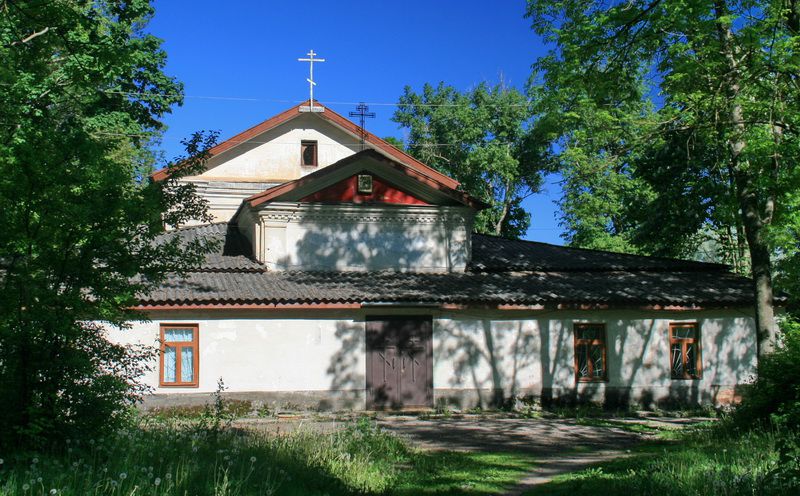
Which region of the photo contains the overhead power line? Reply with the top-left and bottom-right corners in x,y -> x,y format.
91,131 -> 519,148
101,90 -> 532,108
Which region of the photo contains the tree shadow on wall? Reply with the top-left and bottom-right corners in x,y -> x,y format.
435,319 -> 540,409
276,204 -> 453,272
323,320 -> 365,410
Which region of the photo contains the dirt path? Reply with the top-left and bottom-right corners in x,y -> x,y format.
376,416 -> 645,494
236,414 -> 709,493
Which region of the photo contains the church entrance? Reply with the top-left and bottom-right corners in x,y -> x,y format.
366,316 -> 433,410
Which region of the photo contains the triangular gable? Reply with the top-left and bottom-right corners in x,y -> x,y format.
300,173 -> 430,205
150,100 -> 459,190
244,149 -> 486,210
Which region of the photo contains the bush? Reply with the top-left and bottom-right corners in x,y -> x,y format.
735,317 -> 800,428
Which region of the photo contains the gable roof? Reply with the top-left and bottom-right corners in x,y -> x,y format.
138,223 -> 779,309
149,100 -> 459,189
242,149 -> 487,210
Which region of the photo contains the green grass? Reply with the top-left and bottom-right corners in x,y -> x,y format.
523,423 -> 800,496
0,417 -> 535,495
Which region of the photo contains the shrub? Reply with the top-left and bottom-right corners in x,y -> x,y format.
735,317 -> 800,428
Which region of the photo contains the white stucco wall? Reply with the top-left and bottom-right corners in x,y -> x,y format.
433,309 -> 757,406
108,312 -> 366,394
251,203 -> 474,272
190,113 -> 361,183
107,309 -> 756,408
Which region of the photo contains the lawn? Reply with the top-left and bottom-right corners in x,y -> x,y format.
0,416 -> 535,495
524,422 -> 800,496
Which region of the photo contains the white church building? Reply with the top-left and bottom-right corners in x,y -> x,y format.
109,99 -> 766,411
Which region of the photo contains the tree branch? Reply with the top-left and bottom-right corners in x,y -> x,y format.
7,26 -> 50,47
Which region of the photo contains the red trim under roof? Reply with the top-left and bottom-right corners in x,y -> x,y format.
244,149 -> 486,210
150,100 -> 459,189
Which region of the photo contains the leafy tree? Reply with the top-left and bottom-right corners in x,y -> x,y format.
526,0 -> 800,355
0,0 -> 214,446
382,136 -> 406,151
393,82 -> 551,238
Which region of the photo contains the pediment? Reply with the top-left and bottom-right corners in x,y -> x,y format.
244,149 -> 485,210
299,172 -> 430,205
151,101 -> 459,190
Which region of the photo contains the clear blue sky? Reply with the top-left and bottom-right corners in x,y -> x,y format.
147,0 -> 564,244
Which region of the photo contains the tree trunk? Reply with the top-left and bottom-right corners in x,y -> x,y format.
715,0 -> 778,356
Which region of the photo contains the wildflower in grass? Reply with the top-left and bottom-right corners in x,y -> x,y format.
154,478 -> 161,486
250,456 -> 256,463
22,484 -> 29,490
119,472 -> 127,480
37,477 -> 42,483
165,473 -> 172,480
50,490 -> 57,495
32,458 -> 39,464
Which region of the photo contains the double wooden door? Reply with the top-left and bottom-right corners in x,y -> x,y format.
366,316 -> 433,410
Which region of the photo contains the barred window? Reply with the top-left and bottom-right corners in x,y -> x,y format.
670,323 -> 702,380
574,324 -> 607,382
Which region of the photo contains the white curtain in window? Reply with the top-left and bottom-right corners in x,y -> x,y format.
165,328 -> 193,342
164,346 -> 177,382
181,347 -> 194,382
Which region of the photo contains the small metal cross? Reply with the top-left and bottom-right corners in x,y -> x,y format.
349,102 -> 375,149
298,49 -> 325,111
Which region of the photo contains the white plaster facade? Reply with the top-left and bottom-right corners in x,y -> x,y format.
239,203 -> 473,272
109,309 -> 756,409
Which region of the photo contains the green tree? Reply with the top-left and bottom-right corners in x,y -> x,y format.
0,0 -> 214,446
527,0 -> 800,355
393,82 -> 551,238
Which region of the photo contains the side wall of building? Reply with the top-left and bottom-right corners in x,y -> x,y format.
106,309 -> 756,410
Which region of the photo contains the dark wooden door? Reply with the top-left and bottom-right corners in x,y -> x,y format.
366,316 -> 433,409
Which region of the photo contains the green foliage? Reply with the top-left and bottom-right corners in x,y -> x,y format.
0,419 -> 534,495
382,136 -> 406,151
735,318 -> 800,428
393,81 -> 553,238
526,424 -> 800,495
0,0 -> 216,447
525,0 -> 800,273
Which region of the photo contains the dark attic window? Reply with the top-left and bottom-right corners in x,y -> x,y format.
301,140 -> 318,167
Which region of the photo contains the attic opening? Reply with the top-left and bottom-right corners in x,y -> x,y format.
301,140 -> 318,167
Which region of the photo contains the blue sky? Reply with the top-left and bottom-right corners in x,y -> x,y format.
147,0 -> 564,244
